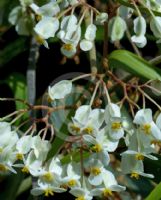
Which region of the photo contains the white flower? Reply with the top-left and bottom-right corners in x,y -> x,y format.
59,15 -> 78,34
83,128 -> 117,165
0,122 -> 18,150
80,24 -> 97,51
121,154 -> 154,179
96,12 -> 108,25
0,146 -> 17,174
34,17 -> 59,39
108,16 -> 127,42
31,181 -> 66,197
31,135 -> 51,160
37,157 -> 63,183
150,16 -> 161,38
15,135 -> 32,160
133,109 -> 161,140
105,103 -> 121,122
131,16 -> 147,48
30,1 -> 60,17
58,14 -> 81,56
17,151 -> 43,175
70,187 -> 93,200
88,159 -> 105,186
60,43 -> 77,58
131,35 -> 147,48
8,6 -> 22,25
48,80 -> 72,100
61,162 -> 81,188
92,170 -> 125,198
59,15 -> 81,46
80,40 -> 93,52
68,106 -> 104,136
105,103 -> 124,140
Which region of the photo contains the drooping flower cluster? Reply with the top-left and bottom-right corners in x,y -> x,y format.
0,79 -> 161,198
0,122 -> 51,175
8,0 -> 161,52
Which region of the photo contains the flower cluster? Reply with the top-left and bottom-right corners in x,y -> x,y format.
0,79 -> 161,199
8,0 -> 161,53
9,0 -> 107,57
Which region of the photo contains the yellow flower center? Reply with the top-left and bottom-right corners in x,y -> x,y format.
70,124 -> 81,133
91,167 -> 101,176
130,172 -> 140,179
63,44 -> 73,51
75,196 -> 85,200
68,179 -> 77,187
16,153 -> 23,160
91,144 -> 102,152
44,189 -> 54,197
21,166 -> 29,174
142,124 -> 151,134
36,14 -> 42,21
135,153 -> 144,161
43,172 -> 53,182
83,126 -> 93,134
0,164 -> 7,172
103,188 -> 113,197
111,122 -> 122,130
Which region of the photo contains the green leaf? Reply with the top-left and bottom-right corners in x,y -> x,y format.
0,38 -> 27,67
5,72 -> 27,111
145,182 -> 161,200
16,176 -> 32,197
109,50 -> 161,80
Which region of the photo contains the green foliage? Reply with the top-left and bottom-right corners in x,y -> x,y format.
0,38 -> 28,67
0,170 -> 24,200
145,182 -> 161,200
109,50 -> 161,80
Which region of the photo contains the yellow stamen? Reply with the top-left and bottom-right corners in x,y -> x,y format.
43,172 -> 53,182
47,96 -> 53,103
0,164 -> 7,172
135,153 -> 144,161
75,196 -> 85,200
91,144 -> 102,152
21,166 -> 29,174
68,179 -> 77,187
130,172 -> 140,179
44,189 -> 54,197
91,167 -> 101,176
63,44 -> 73,51
111,122 -> 122,130
83,126 -> 93,134
142,124 -> 151,134
70,124 -> 80,133
16,153 -> 23,160
103,188 -> 113,197
36,14 -> 42,21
